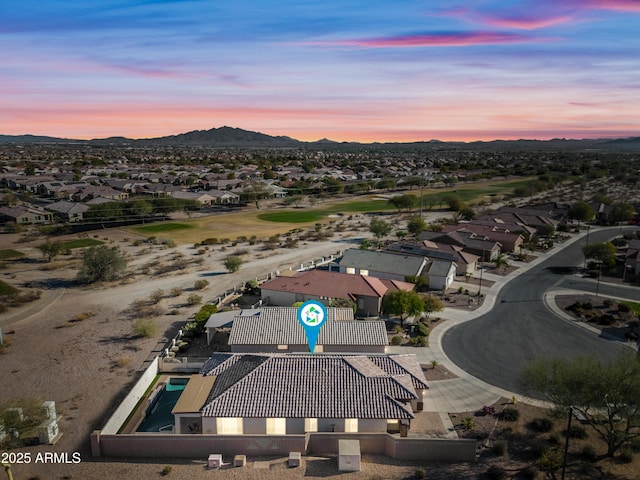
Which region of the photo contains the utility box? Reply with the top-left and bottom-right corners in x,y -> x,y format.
42,401 -> 57,420
288,451 -> 301,467
208,454 -> 223,469
338,440 -> 361,472
233,455 -> 246,467
38,419 -> 60,444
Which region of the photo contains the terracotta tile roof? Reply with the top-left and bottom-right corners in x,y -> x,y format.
199,353 -> 428,419
260,269 -> 412,300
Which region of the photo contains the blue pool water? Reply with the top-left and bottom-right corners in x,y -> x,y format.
136,378 -> 189,432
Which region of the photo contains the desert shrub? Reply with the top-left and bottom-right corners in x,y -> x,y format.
414,467 -> 425,479
538,449 -> 562,473
596,313 -> 615,325
186,294 -> 202,306
393,325 -> 403,334
618,303 -> 631,313
521,465 -> 539,479
619,448 -> 634,463
391,335 -> 403,346
170,287 -> 183,297
460,417 -> 475,431
487,465 -> 507,480
500,407 -> 519,421
582,301 -> 593,309
581,445 -> 597,462
162,465 -> 172,476
530,417 -> 553,433
492,440 -> 507,456
200,238 -> 218,245
194,304 -> 218,325
417,322 -> 430,337
115,356 -> 131,368
567,425 -> 588,439
193,279 -> 210,290
132,318 -> 157,338
150,289 -> 165,303
418,336 -> 427,347
603,298 -> 613,308
629,437 -> 640,453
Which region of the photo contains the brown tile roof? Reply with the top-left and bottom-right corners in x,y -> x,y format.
260,269 -> 413,300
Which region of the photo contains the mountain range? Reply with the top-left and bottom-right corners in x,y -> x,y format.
1,126 -> 639,151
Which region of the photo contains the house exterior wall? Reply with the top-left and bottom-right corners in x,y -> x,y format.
262,289 -> 382,316
243,418 -> 266,434
338,266 -> 404,282
202,417 -> 217,434
286,418 -> 305,434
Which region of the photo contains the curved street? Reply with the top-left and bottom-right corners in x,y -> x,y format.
441,227 -> 637,396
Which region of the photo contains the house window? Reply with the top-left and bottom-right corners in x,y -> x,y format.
345,267 -> 356,275
360,269 -> 369,276
217,417 -> 243,434
277,344 -> 288,350
315,345 -> 323,353
344,418 -> 358,432
266,418 -> 286,434
304,418 -> 318,432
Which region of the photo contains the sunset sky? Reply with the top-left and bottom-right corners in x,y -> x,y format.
2,1 -> 639,142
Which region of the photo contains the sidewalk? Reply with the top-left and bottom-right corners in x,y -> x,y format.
394,230 -> 596,413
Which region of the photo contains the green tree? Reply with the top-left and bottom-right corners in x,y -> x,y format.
407,216 -> 427,235
388,194 -> 417,212
611,202 -> 635,224
382,290 -> 425,326
459,207 -> 476,221
77,246 -> 127,283
582,241 -> 616,267
442,193 -> 465,212
242,181 -> 270,209
127,199 -> 153,218
37,240 -> 63,262
369,218 -> 392,240
521,352 -> 640,458
223,255 -> 244,273
568,201 -> 595,223
422,294 -> 444,318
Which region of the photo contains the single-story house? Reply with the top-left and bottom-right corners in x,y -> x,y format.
336,249 -> 427,282
0,204 -> 53,225
45,201 -> 89,222
171,353 -> 428,436
228,307 -> 388,353
207,189 -> 241,204
419,230 -> 501,261
440,224 -> 525,253
625,239 -> 640,275
386,241 -> 477,277
171,190 -> 216,206
260,269 -> 414,317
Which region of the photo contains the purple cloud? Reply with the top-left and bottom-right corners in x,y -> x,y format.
307,31 -> 541,48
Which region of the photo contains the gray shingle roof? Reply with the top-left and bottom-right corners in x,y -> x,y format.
228,307 -> 388,347
338,249 -> 426,277
199,353 -> 428,419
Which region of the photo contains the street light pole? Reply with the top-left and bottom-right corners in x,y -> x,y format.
561,407 -> 573,480
583,225 -> 591,270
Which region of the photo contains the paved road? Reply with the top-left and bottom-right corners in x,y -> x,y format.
441,227 -> 635,395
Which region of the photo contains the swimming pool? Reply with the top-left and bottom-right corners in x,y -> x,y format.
136,378 -> 189,433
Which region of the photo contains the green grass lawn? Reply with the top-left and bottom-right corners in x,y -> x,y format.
258,199 -> 396,223
622,301 -> 640,316
133,222 -> 195,234
0,249 -> 25,260
0,279 -> 19,296
59,239 -> 104,250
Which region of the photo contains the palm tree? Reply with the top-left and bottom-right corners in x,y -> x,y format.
494,252 -> 509,272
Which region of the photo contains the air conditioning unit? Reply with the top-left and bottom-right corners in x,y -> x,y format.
41,401 -> 57,420
38,419 -> 60,444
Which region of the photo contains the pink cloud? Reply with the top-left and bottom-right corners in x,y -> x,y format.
478,14 -> 574,30
309,31 -> 538,48
581,0 -> 640,12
